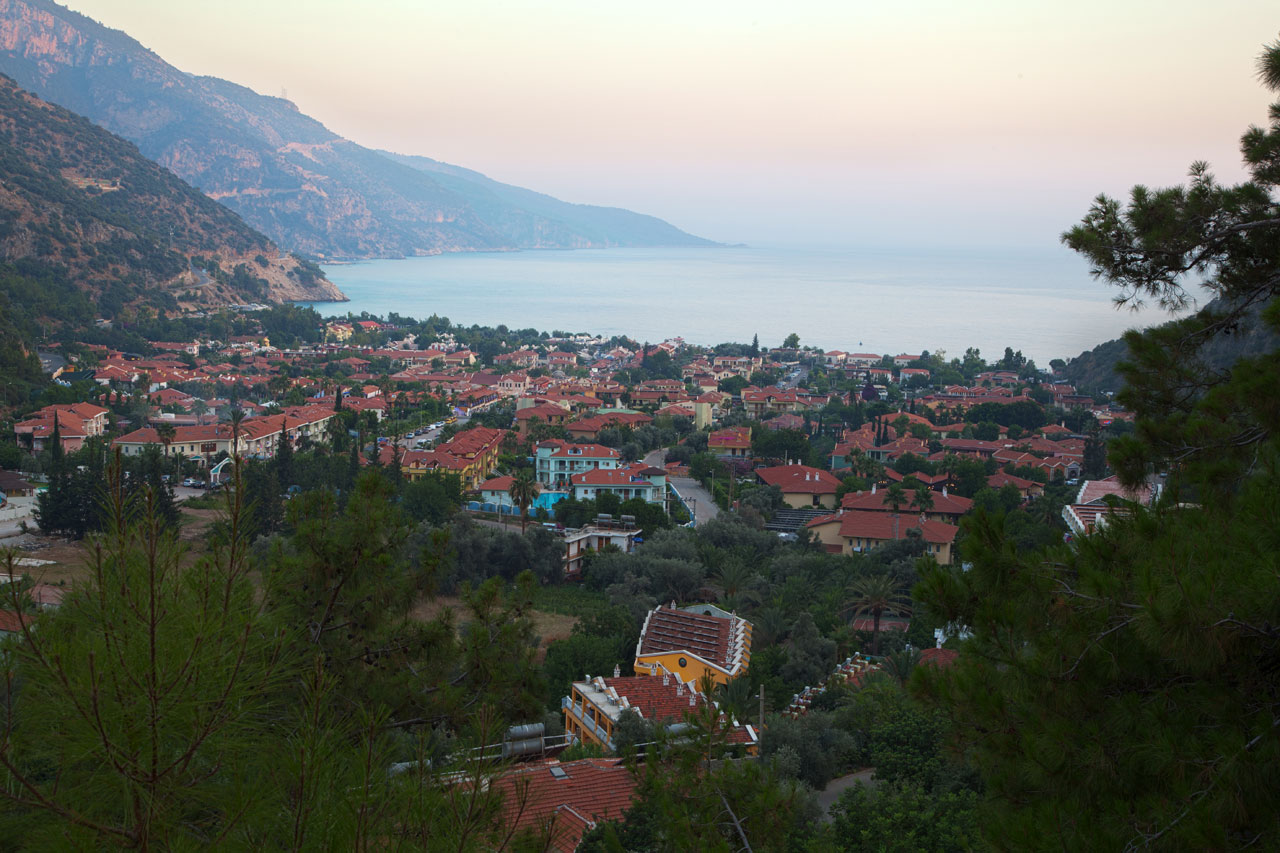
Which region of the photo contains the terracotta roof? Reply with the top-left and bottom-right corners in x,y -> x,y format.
708,426 -> 752,449
571,465 -> 661,487
547,443 -> 619,460
0,610 -> 31,633
477,475 -> 516,491
920,648 -> 959,668
808,510 -> 958,545
839,489 -> 972,516
755,465 -> 840,495
638,607 -> 732,669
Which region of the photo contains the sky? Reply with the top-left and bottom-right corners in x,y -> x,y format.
59,0 -> 1280,250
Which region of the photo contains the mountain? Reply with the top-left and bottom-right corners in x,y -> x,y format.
1061,298 -> 1280,392
0,0 -> 717,259
0,71 -> 346,332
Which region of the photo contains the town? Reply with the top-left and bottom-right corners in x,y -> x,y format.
5,306 -> 1143,563
0,302 -> 1161,847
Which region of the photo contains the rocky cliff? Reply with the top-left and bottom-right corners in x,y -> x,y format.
0,0 -> 716,258
0,71 -> 346,314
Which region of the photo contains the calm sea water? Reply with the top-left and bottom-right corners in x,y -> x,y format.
308,245 -> 1182,365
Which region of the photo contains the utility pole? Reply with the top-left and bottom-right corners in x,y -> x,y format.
758,685 -> 765,759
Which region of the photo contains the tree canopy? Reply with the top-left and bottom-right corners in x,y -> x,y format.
916,39 -> 1280,851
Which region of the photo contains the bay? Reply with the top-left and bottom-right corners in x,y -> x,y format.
310,245 -> 1190,365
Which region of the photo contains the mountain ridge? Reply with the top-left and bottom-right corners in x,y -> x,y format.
0,70 -> 345,329
0,0 -> 716,259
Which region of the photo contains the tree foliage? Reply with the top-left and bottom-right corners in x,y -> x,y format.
916,41 -> 1280,851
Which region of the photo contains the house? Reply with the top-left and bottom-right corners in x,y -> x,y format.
707,426 -> 752,459
987,471 -> 1045,501
0,471 -> 35,498
563,672 -> 758,755
740,387 -> 831,418
633,603 -> 752,686
561,522 -> 642,578
564,410 -> 652,440
13,402 -> 109,452
406,426 -> 506,488
1062,476 -> 1160,538
545,351 -> 578,370
534,441 -> 621,489
113,417 -> 285,464
486,758 -> 636,853
755,464 -> 841,509
515,403 -> 572,437
839,485 -> 973,525
443,350 -> 477,367
570,464 -> 667,505
806,509 -> 959,564
845,353 -> 883,368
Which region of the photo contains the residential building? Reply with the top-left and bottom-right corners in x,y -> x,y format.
535,440 -> 621,488
487,758 -> 636,853
806,509 -> 959,564
707,426 -> 752,459
755,464 -> 841,509
515,403 -> 572,437
561,522 -> 642,578
563,672 -> 758,755
633,603 -> 752,686
13,403 -> 109,452
839,486 -> 973,525
570,464 -> 667,505
1062,476 -> 1160,539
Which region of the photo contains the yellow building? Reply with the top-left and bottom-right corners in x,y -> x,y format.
563,670 -> 758,754
632,603 -> 752,687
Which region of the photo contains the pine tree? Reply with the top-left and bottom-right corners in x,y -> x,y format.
0,459 -> 287,847
916,39 -> 1280,850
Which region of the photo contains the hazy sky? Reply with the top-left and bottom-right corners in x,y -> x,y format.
61,0 -> 1280,249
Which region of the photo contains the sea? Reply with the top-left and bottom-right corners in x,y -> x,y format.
307,244 -> 1191,365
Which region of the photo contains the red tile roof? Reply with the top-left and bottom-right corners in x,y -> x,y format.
490,758 -> 636,852
755,464 -> 840,495
638,607 -> 732,669
808,510 -> 958,545
839,489 -> 972,517
0,610 -> 31,633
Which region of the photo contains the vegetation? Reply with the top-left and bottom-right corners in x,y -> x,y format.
915,40 -> 1280,850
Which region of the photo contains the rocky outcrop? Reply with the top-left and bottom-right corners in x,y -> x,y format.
0,70 -> 346,311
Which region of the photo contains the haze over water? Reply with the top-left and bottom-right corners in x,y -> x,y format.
314,245 -> 1184,366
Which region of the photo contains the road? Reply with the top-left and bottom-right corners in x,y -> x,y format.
393,413 -> 468,453
0,485 -> 206,540
815,769 -> 877,818
646,448 -> 720,526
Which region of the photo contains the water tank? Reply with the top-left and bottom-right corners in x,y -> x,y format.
506,722 -> 545,740
502,737 -> 545,758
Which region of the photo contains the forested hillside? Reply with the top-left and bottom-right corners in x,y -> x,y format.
1061,297 -> 1280,392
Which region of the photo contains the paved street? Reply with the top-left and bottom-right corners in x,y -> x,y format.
644,448 -> 719,526
671,476 -> 719,526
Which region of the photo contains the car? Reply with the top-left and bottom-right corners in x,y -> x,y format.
181,477 -> 197,487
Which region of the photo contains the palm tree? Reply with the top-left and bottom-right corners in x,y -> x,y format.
507,468 -> 539,532
707,560 -> 764,611
844,572 -> 912,656
882,647 -> 922,686
155,422 -> 176,458
229,407 -> 245,460
910,485 -> 935,515
883,483 -> 908,513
